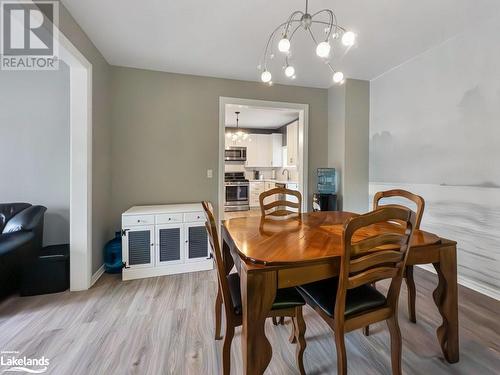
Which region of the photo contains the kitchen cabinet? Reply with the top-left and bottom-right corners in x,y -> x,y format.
122,204 -> 212,280
250,180 -> 279,207
271,133 -> 283,167
249,181 -> 265,207
286,121 -> 298,166
245,133 -> 282,168
245,134 -> 260,167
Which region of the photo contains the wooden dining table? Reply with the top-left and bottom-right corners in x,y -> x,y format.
221,211 -> 459,375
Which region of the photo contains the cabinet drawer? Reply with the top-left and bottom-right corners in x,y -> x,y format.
184,211 -> 204,223
123,215 -> 155,226
156,213 -> 183,224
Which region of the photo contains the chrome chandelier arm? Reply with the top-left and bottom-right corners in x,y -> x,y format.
307,27 -> 319,45
311,9 -> 335,40
288,23 -> 303,43
326,61 -> 336,73
260,19 -> 301,69
284,10 -> 304,37
311,20 -> 346,33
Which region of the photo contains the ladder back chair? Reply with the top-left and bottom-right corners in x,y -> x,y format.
296,207 -> 417,375
259,187 -> 302,218
260,187 -> 302,326
373,189 -> 425,325
202,201 -> 307,375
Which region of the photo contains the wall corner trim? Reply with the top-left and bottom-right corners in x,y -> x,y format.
90,264 -> 105,287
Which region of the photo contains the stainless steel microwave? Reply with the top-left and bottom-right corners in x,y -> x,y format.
224,147 -> 247,162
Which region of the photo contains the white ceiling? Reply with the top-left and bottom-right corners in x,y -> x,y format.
225,105 -> 298,129
61,0 -> 500,88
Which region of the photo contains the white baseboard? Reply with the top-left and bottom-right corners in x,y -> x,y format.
122,260 -> 213,281
90,264 -> 105,287
416,264 -> 500,301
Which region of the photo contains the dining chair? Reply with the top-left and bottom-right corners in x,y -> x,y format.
373,189 -> 425,325
202,201 -> 307,375
259,187 -> 302,326
259,187 -> 302,218
296,207 -> 416,375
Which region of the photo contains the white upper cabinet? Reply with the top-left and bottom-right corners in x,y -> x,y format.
286,121 -> 298,166
271,133 -> 283,168
245,134 -> 260,167
245,133 -> 282,168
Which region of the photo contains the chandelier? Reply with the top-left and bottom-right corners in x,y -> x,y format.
258,0 -> 356,85
226,111 -> 248,142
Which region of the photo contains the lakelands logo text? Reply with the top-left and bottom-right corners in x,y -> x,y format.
0,351 -> 49,374
0,0 -> 59,70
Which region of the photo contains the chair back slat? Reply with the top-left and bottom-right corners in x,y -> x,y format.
373,189 -> 425,229
347,267 -> 399,289
349,250 -> 404,273
334,207 -> 416,320
260,188 -> 302,218
202,201 -> 235,316
350,233 -> 407,255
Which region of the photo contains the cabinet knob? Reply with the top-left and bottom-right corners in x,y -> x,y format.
168,218 -> 171,221
137,219 -> 141,223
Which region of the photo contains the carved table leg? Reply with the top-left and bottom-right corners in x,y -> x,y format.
241,265 -> 276,375
432,244 -> 459,363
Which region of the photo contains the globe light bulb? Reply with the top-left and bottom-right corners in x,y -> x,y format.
342,31 -> 356,47
261,70 -> 272,83
333,71 -> 344,84
285,65 -> 295,77
278,38 -> 291,53
316,41 -> 331,58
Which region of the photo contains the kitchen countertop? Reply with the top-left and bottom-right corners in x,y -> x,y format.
248,179 -> 299,184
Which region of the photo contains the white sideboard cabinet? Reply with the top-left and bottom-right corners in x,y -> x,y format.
121,203 -> 212,280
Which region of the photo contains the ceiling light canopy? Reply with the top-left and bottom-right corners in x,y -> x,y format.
259,0 -> 357,85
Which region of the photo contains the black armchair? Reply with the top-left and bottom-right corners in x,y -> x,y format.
0,203 -> 46,298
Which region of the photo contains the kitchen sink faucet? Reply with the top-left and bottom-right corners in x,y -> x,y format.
282,169 -> 290,181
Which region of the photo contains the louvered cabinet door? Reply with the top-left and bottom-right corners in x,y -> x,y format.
185,223 -> 209,263
156,224 -> 184,265
122,225 -> 155,269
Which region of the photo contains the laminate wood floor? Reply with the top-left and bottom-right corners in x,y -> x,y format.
0,268 -> 498,374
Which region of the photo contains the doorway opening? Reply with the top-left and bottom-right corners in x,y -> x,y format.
218,98 -> 308,220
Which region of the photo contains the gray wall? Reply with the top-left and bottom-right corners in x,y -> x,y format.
54,3 -> 113,273
110,66 -> 328,228
370,16 -> 500,297
328,79 -> 370,213
0,64 -> 70,246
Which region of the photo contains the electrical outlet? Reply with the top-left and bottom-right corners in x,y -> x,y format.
207,169 -> 213,178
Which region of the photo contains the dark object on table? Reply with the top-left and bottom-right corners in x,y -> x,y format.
104,231 -> 122,273
312,193 -> 337,211
20,244 -> 69,296
0,203 -> 46,299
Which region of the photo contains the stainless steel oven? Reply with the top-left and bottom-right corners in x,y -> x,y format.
224,172 -> 249,212
224,147 -> 247,162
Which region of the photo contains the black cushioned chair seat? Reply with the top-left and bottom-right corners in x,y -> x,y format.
227,273 -> 305,315
297,277 -> 386,317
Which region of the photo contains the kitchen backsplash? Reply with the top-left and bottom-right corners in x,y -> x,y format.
224,164 -> 298,181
